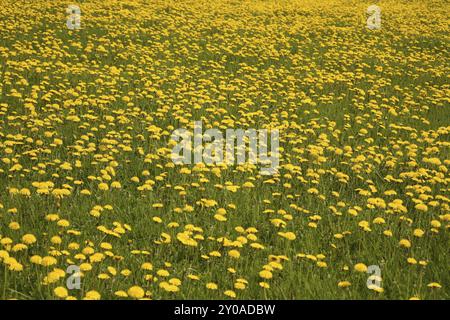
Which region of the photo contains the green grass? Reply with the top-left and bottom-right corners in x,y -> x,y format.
0,0 -> 448,300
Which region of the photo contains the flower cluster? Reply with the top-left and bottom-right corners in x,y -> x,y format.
0,0 -> 448,299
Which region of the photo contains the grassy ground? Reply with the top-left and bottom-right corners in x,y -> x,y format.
0,0 -> 448,300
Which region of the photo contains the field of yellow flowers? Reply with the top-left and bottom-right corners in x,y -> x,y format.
0,0 -> 449,300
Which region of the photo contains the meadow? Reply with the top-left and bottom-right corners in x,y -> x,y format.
0,0 -> 448,300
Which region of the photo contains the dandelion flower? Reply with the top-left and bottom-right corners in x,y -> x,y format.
354,263 -> 368,273
128,286 -> 145,299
